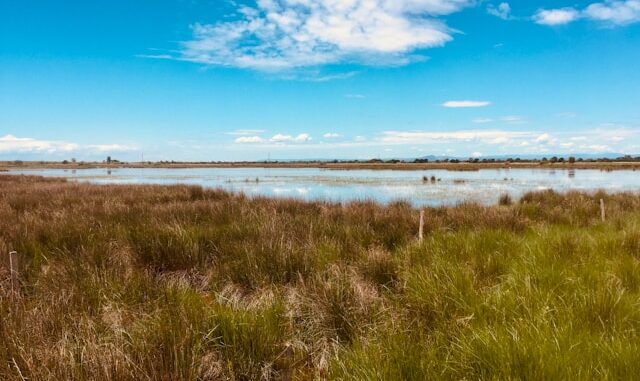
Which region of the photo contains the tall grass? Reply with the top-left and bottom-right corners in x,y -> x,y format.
1,174 -> 640,379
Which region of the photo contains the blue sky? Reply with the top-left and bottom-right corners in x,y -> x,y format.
1,0 -> 640,161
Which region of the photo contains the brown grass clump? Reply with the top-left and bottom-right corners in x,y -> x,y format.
1,175 -> 640,380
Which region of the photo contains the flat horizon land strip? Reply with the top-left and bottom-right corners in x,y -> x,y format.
1,175 -> 640,380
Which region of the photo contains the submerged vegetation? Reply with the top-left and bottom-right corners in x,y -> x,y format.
1,175 -> 640,380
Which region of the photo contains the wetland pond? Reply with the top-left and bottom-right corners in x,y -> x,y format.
10,167 -> 640,207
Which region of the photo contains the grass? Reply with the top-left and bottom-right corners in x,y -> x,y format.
1,174 -> 640,380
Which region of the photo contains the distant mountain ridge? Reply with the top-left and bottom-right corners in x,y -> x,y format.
417,153 -> 631,161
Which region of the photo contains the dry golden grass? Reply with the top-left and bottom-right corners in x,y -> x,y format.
1,174 -> 640,380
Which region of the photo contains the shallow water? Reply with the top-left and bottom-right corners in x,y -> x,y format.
9,167 -> 640,206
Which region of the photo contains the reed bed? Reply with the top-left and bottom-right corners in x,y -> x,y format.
1,175 -> 640,380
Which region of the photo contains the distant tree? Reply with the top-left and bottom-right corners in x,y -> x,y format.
62,160 -> 69,164
568,156 -> 576,164
550,156 -> 558,163
106,156 -> 112,164
71,158 -> 76,163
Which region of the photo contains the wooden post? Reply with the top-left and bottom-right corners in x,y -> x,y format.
600,199 -> 606,222
9,251 -> 18,293
419,210 -> 425,242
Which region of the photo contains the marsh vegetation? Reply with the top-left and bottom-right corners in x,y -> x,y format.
1,175 -> 640,380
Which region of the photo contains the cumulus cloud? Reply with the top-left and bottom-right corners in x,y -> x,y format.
534,1 -> 640,26
442,100 -> 491,108
533,7 -> 580,25
584,0 -> 640,25
487,2 -> 511,20
176,0 -> 475,70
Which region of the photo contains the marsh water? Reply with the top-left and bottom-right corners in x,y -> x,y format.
10,167 -> 640,206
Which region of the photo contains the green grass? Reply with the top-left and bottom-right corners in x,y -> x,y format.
1,175 -> 640,380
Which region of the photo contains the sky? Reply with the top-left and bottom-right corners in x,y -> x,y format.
1,0 -> 640,161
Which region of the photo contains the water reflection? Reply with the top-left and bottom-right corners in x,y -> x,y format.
9,167 -> 640,207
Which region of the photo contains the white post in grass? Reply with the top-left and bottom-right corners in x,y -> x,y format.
419,210 -> 425,242
600,199 -> 606,222
9,251 -> 18,293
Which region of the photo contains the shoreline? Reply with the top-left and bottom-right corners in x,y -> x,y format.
3,160 -> 640,171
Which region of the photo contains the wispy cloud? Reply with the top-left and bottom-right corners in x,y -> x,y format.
378,130 -> 534,144
227,127 -> 639,155
271,133 -> 311,143
0,135 -> 136,155
235,133 -> 312,144
235,136 -> 265,144
472,117 -> 494,123
501,115 -> 526,124
487,2 -> 512,20
443,100 -> 491,108
166,0 -> 475,71
323,133 -> 341,138
86,144 -> 136,152
0,135 -> 78,153
534,1 -> 640,26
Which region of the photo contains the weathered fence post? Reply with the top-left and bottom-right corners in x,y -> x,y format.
9,251 -> 18,293
419,210 -> 425,242
600,199 -> 606,222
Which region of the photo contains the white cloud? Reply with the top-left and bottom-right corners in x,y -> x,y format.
235,133 -> 312,144
588,144 -> 613,152
0,135 -> 137,155
323,133 -> 341,138
585,0 -> 640,25
488,2 -> 511,20
533,8 -> 580,25
176,0 -> 475,70
235,136 -> 266,143
472,117 -> 494,123
442,100 -> 491,108
379,130 -> 534,144
0,135 -> 78,153
501,115 -> 526,124
270,133 -> 312,143
86,144 -> 135,152
534,1 -> 640,26
536,133 -> 551,143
